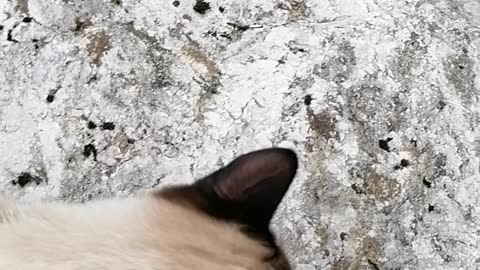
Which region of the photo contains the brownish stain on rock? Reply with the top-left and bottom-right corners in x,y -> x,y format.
15,0 -> 29,15
113,131 -> 130,154
331,259 -> 352,270
367,173 -> 399,203
288,0 -> 307,19
289,75 -> 315,90
358,236 -> 382,269
182,44 -> 221,123
193,78 -> 221,123
313,224 -> 330,251
86,31 -> 111,66
182,45 -> 219,81
332,229 -> 383,270
278,0 -> 307,20
405,141 -> 420,159
308,109 -> 336,140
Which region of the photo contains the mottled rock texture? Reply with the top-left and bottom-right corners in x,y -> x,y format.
1,0 -> 480,269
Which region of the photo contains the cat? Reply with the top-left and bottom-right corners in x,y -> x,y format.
0,147 -> 298,270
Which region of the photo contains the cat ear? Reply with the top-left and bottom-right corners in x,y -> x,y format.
194,148 -> 298,232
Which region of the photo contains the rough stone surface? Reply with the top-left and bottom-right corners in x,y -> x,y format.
1,0 -> 480,269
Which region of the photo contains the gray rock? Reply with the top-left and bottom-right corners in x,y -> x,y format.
1,0 -> 479,269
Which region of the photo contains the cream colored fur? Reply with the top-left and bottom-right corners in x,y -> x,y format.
0,193 -> 272,270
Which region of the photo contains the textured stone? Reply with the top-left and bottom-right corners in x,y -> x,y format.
1,0 -> 480,269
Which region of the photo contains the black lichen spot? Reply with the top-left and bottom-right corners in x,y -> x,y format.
7,29 -> 19,43
351,183 -> 365,195
395,159 -> 410,170
83,144 -> 97,160
422,177 -> 432,188
289,47 -> 306,54
22,17 -> 33,23
437,100 -> 446,110
323,249 -> 330,257
111,0 -> 121,5
410,139 -> 417,147
0,25 -> 3,31
193,0 -> 210,14
219,32 -> 232,40
340,232 -> 348,241
227,22 -> 250,31
101,122 -> 115,130
87,121 -> 97,129
206,29 -> 217,38
32,39 -> 40,49
428,205 -> 435,212
46,94 -> 55,103
12,173 -> 43,187
379,137 -> 393,152
87,74 -> 98,84
127,138 -> 135,144
304,94 -> 313,106
218,6 -> 225,13
172,0 -> 180,7
367,259 -> 380,270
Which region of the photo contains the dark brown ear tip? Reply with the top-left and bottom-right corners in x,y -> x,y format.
275,147 -> 298,163
265,147 -> 298,171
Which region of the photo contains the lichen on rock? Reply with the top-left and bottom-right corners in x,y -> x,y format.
1,0 -> 480,269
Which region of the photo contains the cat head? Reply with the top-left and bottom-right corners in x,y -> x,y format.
158,148 -> 298,269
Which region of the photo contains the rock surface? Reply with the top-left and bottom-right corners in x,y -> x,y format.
1,0 -> 480,269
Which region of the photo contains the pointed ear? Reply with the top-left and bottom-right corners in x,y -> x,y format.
194,148 -> 298,233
